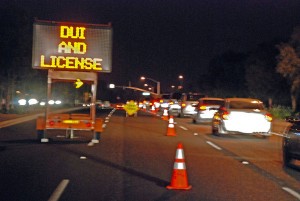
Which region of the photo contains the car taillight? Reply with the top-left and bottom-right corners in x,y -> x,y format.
86,122 -> 92,127
265,113 -> 272,122
222,111 -> 230,120
49,121 -> 55,126
199,105 -> 206,111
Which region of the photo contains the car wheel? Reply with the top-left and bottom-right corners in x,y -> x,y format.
212,123 -> 220,136
283,148 -> 292,167
212,128 -> 219,136
282,141 -> 292,167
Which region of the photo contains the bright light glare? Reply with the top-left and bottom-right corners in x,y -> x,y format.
109,84 -> 115,88
55,100 -> 62,104
48,100 -> 55,105
28,98 -> 38,105
40,101 -> 46,106
18,99 -> 26,106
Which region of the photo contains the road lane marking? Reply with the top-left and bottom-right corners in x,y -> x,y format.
241,161 -> 249,165
206,141 -> 222,150
282,187 -> 300,200
179,126 -> 188,130
48,179 -> 70,201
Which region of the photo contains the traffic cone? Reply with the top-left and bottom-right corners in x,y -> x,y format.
166,116 -> 176,136
162,108 -> 169,120
151,105 -> 156,111
167,143 -> 192,190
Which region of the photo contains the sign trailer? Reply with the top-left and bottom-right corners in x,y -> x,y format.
33,20 -> 112,142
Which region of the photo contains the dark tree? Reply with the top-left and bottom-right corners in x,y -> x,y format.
277,27 -> 300,111
246,41 -> 289,107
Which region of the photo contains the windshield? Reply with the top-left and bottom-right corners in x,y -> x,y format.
202,100 -> 224,106
186,94 -> 204,101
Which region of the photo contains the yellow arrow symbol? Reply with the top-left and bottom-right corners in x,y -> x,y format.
75,79 -> 83,88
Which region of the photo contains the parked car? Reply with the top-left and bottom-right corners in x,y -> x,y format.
282,118 -> 300,167
212,98 -> 272,137
192,97 -> 224,123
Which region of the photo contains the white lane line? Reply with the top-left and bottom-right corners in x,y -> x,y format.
282,187 -> 300,200
48,179 -> 70,201
179,126 -> 188,131
206,141 -> 222,150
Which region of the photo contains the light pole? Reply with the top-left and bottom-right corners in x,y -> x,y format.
109,83 -> 158,96
140,76 -> 160,95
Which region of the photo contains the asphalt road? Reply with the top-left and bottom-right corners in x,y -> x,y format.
0,108 -> 299,201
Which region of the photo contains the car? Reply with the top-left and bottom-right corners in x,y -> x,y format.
168,100 -> 181,115
212,98 -> 272,137
159,94 -> 172,110
103,101 -> 111,108
192,97 -> 225,123
158,93 -> 180,114
113,102 -> 125,110
178,93 -> 204,117
282,118 -> 300,167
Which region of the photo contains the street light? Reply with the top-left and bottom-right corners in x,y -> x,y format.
140,76 -> 160,95
178,75 -> 184,90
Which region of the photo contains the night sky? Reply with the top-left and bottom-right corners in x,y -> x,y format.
2,0 -> 300,92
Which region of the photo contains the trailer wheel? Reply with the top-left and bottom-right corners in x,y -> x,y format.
37,130 -> 44,140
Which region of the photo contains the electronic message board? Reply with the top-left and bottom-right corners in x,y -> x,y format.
32,20 -> 112,72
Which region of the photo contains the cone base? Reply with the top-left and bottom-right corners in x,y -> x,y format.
166,132 -> 176,136
166,185 -> 192,190
166,127 -> 176,136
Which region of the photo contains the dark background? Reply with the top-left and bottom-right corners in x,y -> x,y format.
1,0 -> 300,104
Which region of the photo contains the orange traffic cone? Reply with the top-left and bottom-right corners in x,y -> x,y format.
166,116 -> 176,136
167,143 -> 192,190
162,108 -> 169,120
151,105 -> 155,111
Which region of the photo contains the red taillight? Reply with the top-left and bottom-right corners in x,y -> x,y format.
86,122 -> 92,127
222,111 -> 230,120
265,113 -> 272,122
199,105 -> 206,110
49,121 -> 55,126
